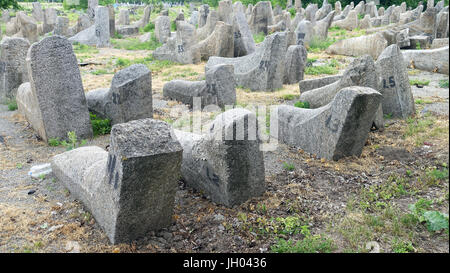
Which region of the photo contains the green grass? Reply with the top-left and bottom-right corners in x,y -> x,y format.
305,64 -> 338,75
307,37 -> 336,52
282,94 -> 297,100
271,226 -> 335,253
439,79 -> 449,88
90,113 -> 112,136
253,32 -> 266,43
283,162 -> 295,171
115,55 -> 175,73
7,99 -> 17,111
90,69 -> 112,75
294,101 -> 310,109
409,79 -> 430,86
72,43 -> 99,55
143,22 -> 155,32
111,34 -> 161,51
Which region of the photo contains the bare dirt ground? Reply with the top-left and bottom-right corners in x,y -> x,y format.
0,5 -> 448,253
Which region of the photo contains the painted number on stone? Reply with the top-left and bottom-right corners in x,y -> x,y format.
259,60 -> 270,71
177,44 -> 184,53
325,114 -> 340,133
382,76 -> 396,88
234,31 -> 242,39
112,92 -> 120,104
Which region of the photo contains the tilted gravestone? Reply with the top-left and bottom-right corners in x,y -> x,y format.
16,36 -> 93,143
174,108 -> 265,207
16,12 -> 38,43
163,64 -> 236,108
283,44 -> 307,84
86,64 -> 153,125
331,9 -> 358,30
299,55 -> 385,130
375,44 -> 415,118
299,74 -> 342,92
273,87 -> 382,160
248,1 -> 274,35
0,37 -> 30,103
326,32 -> 388,60
197,10 -> 219,41
133,5 -> 151,28
195,21 -> 234,61
232,9 -> 256,57
206,32 -> 287,92
51,118 -> 183,244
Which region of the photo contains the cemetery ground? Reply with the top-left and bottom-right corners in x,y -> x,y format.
1,6 -> 449,253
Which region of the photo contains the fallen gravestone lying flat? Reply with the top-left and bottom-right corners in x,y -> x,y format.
52,118 -> 183,244
174,108 -> 265,207
206,32 -> 287,91
273,87 -> 382,160
163,64 -> 236,108
299,74 -> 342,92
402,46 -> 449,75
326,32 -> 388,60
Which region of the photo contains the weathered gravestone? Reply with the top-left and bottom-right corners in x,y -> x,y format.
248,1 -> 274,35
53,17 -> 69,37
0,37 -> 30,103
155,16 -> 171,43
16,36 -> 93,143
331,9 -> 358,30
195,21 -> 234,61
32,2 -> 44,22
232,9 -> 256,57
17,12 -> 38,43
196,10 -> 219,41
51,118 -> 183,244
326,32 -> 388,59
118,9 -> 130,25
163,64 -> 236,108
189,10 -> 199,26
283,44 -> 307,84
299,74 -> 342,92
218,0 -> 233,24
174,108 -> 265,207
206,32 -> 287,92
375,44 -> 415,118
108,5 -> 115,38
43,8 -> 57,34
402,46 -> 449,75
198,4 -> 209,28
85,64 -> 153,125
88,0 -> 99,22
299,55 -> 385,130
95,6 -> 110,48
273,87 -> 382,160
133,6 -> 151,28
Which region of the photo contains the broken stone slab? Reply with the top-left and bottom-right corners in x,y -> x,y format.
0,37 -> 30,103
326,32 -> 388,60
133,6 -> 151,29
232,10 -> 256,57
206,32 -> 287,92
315,0 -> 332,21
305,4 -> 318,24
68,25 -> 97,46
16,36 -> 93,143
434,11 -> 448,39
116,25 -> 139,37
163,64 -> 236,108
17,12 -> 38,43
402,46 -> 449,75
359,14 -> 372,29
118,9 -> 130,25
273,86 -> 382,160
331,9 -> 358,30
154,16 -> 171,43
381,28 -> 410,48
86,64 -> 153,125
153,21 -> 200,64
268,20 -> 286,34
375,44 -> 415,118
75,14 -> 92,34
195,21 -> 234,61
248,1 -> 274,35
51,118 -> 183,244
407,35 -> 431,49
174,108 -> 265,207
196,10 -> 219,41
283,44 -> 308,84
299,55 -> 384,130
218,0 -> 233,24
431,38 -> 449,48
313,10 -> 335,39
298,74 -> 342,92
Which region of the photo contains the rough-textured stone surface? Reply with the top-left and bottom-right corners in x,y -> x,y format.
198,4 -> 209,28
189,10 -> 199,26
75,14 -> 92,34
17,12 -> 38,43
313,10 -> 335,39
175,108 -> 265,207
32,2 -> 44,22
326,32 -> 388,59
118,9 -> 130,25
434,11 -> 449,38
295,19 -> 313,44
51,119 -> 183,244
95,6 -> 110,48
359,14 -> 372,29
108,5 -> 115,37
155,16 -> 171,43
274,87 -> 382,160
283,44 -> 307,84
133,6 -> 151,28
206,32 -> 287,92
305,4 -> 318,24
431,38 -> 449,48
43,8 -> 57,34
163,64 -> 236,108
407,35 -> 431,49
16,36 -> 92,142
68,25 -> 96,46
315,0 -> 332,21
0,37 -> 30,103
87,0 -> 98,22
116,25 -> 139,37
53,16 -> 69,37
375,44 -> 415,118
331,9 -> 357,30
232,10 -> 256,57
402,46 -> 449,75
299,74 -> 342,92
218,0 -> 233,24
86,64 -> 153,125
153,21 -> 200,64
196,21 -> 234,61
197,10 -> 219,41
248,1 -> 274,35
